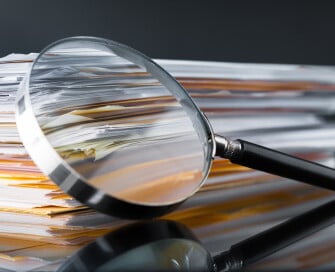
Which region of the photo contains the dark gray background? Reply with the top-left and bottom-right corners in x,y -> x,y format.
1,0 -> 335,65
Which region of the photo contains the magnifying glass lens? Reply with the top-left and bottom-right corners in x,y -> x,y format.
18,38 -> 213,210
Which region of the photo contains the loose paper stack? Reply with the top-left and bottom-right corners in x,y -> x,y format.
1,53 -> 335,271
0,54 -> 124,248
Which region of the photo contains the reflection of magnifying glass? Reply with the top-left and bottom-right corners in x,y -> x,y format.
57,220 -> 214,272
57,199 -> 335,271
15,36 -> 335,218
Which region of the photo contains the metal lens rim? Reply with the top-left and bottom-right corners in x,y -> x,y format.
15,36 -> 215,218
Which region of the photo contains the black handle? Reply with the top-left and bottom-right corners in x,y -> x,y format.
230,139 -> 335,191
214,198 -> 335,271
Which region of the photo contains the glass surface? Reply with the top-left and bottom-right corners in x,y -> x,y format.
4,53 -> 335,271
20,37 -> 213,206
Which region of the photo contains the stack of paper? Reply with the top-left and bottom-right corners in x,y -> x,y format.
0,54 -> 123,247
1,53 -> 335,271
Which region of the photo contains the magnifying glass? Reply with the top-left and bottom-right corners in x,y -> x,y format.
57,198 -> 335,272
15,36 -> 335,219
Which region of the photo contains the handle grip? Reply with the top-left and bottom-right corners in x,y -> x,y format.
215,135 -> 335,191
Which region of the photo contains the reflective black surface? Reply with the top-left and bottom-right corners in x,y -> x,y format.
58,198 -> 335,272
